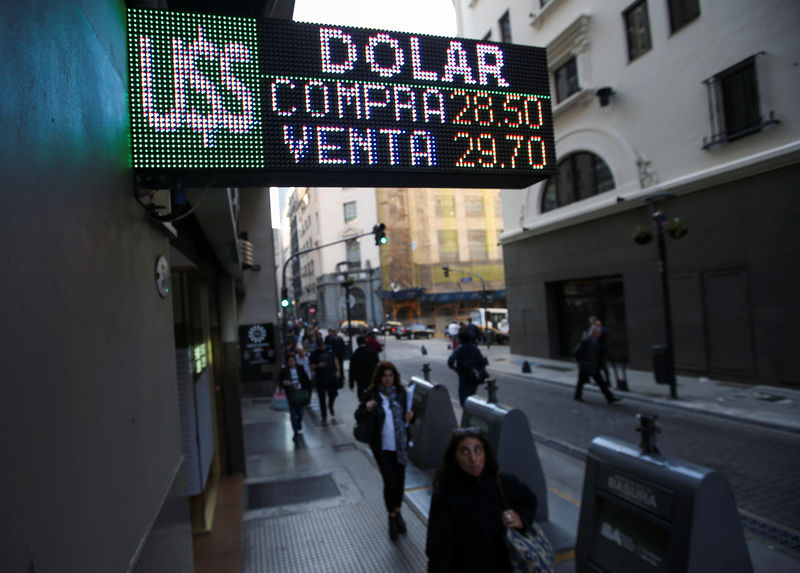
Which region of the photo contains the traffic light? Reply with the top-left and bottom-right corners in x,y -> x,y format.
280,286 -> 289,308
373,223 -> 387,246
442,265 -> 450,278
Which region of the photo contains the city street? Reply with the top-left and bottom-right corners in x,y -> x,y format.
375,334 -> 800,559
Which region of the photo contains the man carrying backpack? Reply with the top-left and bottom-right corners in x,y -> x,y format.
447,330 -> 489,406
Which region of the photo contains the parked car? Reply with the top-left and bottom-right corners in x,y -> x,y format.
379,320 -> 402,336
395,323 -> 435,339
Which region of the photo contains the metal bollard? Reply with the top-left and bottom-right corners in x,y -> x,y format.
486,378 -> 498,403
636,413 -> 661,454
422,363 -> 431,381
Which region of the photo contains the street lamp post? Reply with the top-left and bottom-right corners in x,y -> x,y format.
639,192 -> 688,400
337,262 -> 356,358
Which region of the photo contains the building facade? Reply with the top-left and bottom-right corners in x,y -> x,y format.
376,187 -> 506,331
455,0 -> 800,384
1,0 -> 287,569
283,187 -> 383,330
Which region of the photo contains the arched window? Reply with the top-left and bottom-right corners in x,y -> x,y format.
541,152 -> 615,213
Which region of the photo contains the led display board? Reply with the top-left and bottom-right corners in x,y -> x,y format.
127,8 -> 556,188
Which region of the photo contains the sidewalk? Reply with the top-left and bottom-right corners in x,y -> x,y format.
234,386 -> 430,572
195,344 -> 800,572
483,346 -> 800,434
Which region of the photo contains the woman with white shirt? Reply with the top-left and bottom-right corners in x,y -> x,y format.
354,361 -> 415,541
294,345 -> 313,380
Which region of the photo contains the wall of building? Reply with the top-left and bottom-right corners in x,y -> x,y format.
504,164 -> 800,384
0,0 -> 193,570
456,0 -> 800,385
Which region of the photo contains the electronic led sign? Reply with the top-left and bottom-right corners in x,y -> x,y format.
127,8 -> 556,188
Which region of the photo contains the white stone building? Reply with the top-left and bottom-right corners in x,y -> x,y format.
455,0 -> 800,384
283,187 -> 383,331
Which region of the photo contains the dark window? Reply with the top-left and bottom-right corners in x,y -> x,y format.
554,57 -> 579,103
667,0 -> 700,33
343,201 -> 357,222
702,55 -> 777,148
624,1 -> 652,61
540,152 -> 615,213
548,275 -> 627,361
499,11 -> 512,43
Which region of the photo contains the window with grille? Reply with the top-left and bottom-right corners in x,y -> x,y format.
468,230 -> 488,260
437,230 -> 459,261
667,0 -> 699,33
343,201 -> 357,223
624,1 -> 651,61
465,197 -> 484,216
499,11 -> 512,43
554,57 -> 579,103
346,239 -> 360,265
541,152 -> 615,213
436,194 -> 456,217
702,54 -> 778,148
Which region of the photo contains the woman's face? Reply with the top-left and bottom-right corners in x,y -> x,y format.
380,368 -> 395,388
455,437 -> 485,477
287,356 -> 296,368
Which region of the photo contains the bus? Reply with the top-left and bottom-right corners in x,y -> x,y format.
469,307 -> 509,343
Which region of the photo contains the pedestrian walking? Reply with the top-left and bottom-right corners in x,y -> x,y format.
295,345 -> 312,379
310,336 -> 342,424
325,328 -> 346,369
574,325 -> 619,404
279,354 -> 312,439
466,317 -> 479,342
593,318 -> 611,386
447,320 -> 460,349
349,335 -> 379,399
447,330 -> 489,406
364,331 -> 383,354
426,428 -> 539,572
354,362 -> 415,541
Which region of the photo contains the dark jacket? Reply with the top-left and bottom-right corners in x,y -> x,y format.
574,335 -> 601,375
354,386 -> 408,454
311,346 -> 340,386
447,341 -> 489,382
426,469 -> 538,573
349,345 -> 379,395
278,365 -> 311,407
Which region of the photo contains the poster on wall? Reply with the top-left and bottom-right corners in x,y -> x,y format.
239,323 -> 276,382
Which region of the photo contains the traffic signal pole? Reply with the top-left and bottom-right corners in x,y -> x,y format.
280,223 -> 387,359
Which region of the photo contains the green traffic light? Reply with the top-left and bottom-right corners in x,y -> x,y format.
280,299 -> 289,308
379,235 -> 388,245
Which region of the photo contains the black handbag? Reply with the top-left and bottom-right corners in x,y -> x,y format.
353,405 -> 379,444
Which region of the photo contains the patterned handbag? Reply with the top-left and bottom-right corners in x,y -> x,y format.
497,476 -> 555,573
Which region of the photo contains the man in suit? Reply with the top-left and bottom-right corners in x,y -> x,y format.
349,335 -> 379,399
574,325 -> 619,404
